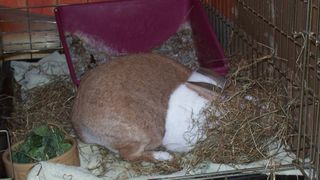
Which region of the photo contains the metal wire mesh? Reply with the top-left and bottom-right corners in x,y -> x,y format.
202,0 -> 320,179
0,0 -> 105,61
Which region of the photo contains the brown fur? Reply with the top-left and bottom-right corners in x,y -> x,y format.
71,53 -> 191,161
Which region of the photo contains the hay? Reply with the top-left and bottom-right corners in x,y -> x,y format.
6,76 -> 75,143
67,22 -> 199,79
129,152 -> 185,175
152,23 -> 199,70
190,56 -> 295,165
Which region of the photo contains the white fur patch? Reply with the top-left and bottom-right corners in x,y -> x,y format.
162,84 -> 209,152
152,151 -> 173,161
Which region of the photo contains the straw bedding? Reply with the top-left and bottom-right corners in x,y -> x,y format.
5,76 -> 75,143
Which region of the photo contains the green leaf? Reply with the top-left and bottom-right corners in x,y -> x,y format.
28,146 -> 47,161
12,124 -> 72,163
28,134 -> 43,148
12,151 -> 33,163
32,125 -> 50,137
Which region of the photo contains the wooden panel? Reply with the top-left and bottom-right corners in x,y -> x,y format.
0,0 -> 26,7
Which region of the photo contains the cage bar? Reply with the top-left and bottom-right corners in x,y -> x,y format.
202,0 -> 320,179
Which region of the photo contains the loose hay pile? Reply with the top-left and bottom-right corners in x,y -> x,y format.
66,23 -> 199,79
7,77 -> 75,143
152,23 -> 199,70
190,56 -> 295,165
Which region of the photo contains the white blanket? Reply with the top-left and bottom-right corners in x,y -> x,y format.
27,142 -> 302,180
28,162 -> 101,180
10,51 -> 69,90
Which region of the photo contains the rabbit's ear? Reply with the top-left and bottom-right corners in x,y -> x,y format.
197,67 -> 226,89
186,81 -> 218,100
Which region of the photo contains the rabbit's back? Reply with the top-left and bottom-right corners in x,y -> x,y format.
72,53 -> 191,158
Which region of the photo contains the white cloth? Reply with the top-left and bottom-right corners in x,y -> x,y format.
27,162 -> 100,180
27,142 -> 302,180
10,51 -> 69,90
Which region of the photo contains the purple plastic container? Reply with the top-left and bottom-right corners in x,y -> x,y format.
55,0 -> 228,86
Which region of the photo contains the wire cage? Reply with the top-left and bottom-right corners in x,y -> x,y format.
0,0 -> 106,61
203,0 -> 320,179
0,0 -> 319,179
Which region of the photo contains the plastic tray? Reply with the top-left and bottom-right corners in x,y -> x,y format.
55,0 -> 228,86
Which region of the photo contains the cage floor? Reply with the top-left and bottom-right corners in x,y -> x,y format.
63,142 -> 302,180
1,52 -> 306,179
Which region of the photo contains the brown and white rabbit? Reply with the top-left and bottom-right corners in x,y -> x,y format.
71,53 -> 225,162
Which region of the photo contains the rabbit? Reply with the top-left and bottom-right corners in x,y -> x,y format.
71,53 -> 226,162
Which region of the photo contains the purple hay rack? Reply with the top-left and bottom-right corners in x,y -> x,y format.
55,0 -> 229,86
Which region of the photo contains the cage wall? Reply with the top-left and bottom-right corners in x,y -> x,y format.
0,0 -> 107,61
203,0 -> 320,179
